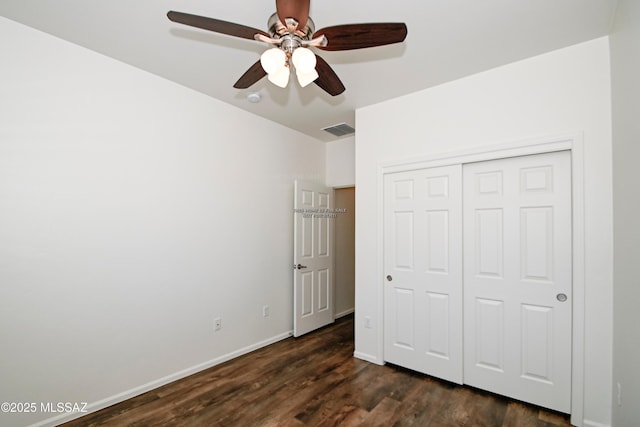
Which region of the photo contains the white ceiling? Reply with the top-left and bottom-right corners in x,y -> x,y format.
0,0 -> 618,142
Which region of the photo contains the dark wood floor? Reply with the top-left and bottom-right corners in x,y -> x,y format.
62,315 -> 572,426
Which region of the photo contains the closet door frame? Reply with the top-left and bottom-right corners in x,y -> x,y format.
377,133 -> 585,426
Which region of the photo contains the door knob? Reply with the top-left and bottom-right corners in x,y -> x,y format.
557,293 -> 568,302
295,264 -> 308,270
386,275 -> 393,282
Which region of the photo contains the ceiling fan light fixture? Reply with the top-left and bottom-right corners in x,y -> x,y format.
167,4 -> 407,96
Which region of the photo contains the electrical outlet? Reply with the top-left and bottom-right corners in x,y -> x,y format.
214,317 -> 222,331
364,316 -> 372,329
262,305 -> 270,317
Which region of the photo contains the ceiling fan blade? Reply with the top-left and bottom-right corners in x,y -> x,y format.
314,55 -> 345,96
313,23 -> 408,51
167,11 -> 270,40
233,61 -> 267,89
276,0 -> 310,31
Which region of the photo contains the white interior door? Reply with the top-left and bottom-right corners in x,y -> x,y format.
293,180 -> 334,337
383,165 -> 463,384
463,151 -> 572,412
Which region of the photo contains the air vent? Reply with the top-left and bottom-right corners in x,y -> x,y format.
322,123 -> 355,137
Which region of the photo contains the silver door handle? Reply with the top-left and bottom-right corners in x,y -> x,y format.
294,264 -> 308,270
557,293 -> 568,302
386,275 -> 393,282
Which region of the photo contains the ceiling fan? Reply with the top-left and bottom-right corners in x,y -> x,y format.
167,0 -> 407,96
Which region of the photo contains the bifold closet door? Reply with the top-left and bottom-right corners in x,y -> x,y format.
383,165 -> 463,384
462,151 -> 572,413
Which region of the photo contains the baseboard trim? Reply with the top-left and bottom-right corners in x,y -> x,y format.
335,308 -> 354,319
353,351 -> 383,365
31,330 -> 293,427
582,420 -> 611,427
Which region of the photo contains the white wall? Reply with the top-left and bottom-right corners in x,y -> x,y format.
0,17 -> 325,427
355,38 -> 613,427
325,136 -> 355,188
610,1 -> 640,426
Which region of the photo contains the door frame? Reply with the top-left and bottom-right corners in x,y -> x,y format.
377,133 -> 585,425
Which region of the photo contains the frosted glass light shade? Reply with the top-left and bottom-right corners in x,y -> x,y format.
296,69 -> 319,87
260,48 -> 286,74
291,47 -> 316,73
267,65 -> 290,88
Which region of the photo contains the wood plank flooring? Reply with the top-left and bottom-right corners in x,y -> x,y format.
62,315 -> 572,426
